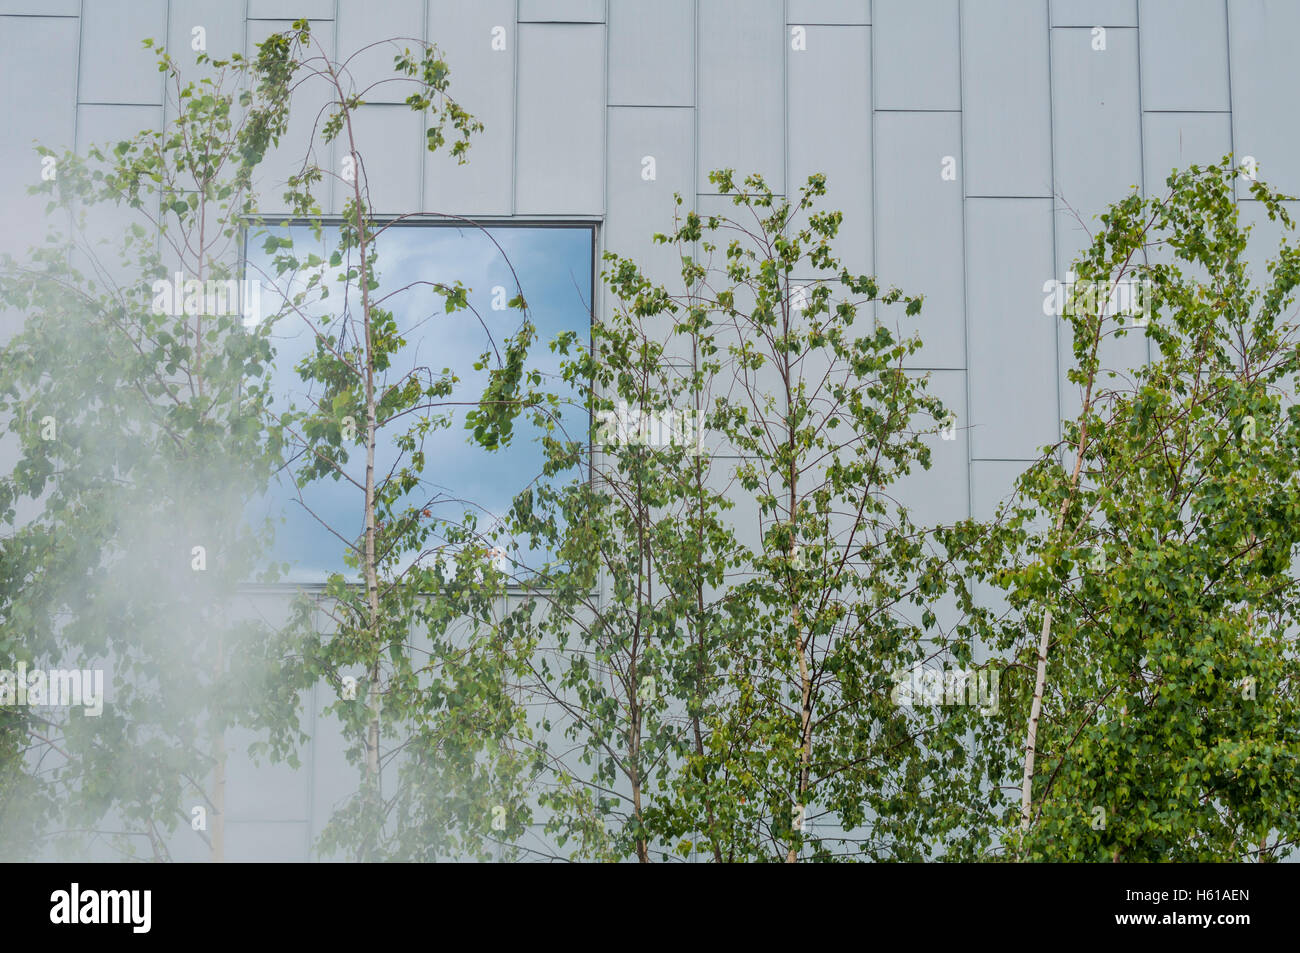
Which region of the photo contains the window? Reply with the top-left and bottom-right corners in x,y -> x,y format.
244,223 -> 594,582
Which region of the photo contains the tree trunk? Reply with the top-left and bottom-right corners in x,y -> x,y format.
361,234 -> 383,856
1019,307 -> 1107,847
782,291 -> 810,864
345,112 -> 383,857
1019,607 -> 1052,836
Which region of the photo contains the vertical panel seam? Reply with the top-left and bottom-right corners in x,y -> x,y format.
1224,0 -> 1239,202
1135,0 -> 1151,366
869,0 -> 877,339
1046,1 -> 1062,451
513,0 -> 519,215
418,0 -> 428,211
74,0 -> 85,134
784,0 -> 789,199
331,0 -> 339,214
781,0 -> 788,194
693,0 -> 700,210
160,0 -> 172,111
690,0 -> 697,203
601,29 -> 611,255
957,0 -> 971,520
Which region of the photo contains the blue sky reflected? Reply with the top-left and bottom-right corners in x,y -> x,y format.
245,224 -> 593,582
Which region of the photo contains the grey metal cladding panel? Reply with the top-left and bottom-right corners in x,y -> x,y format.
873,0 -> 960,111
890,370 -> 969,528
247,20 -> 337,215
677,213 -> 790,450
874,111 -> 965,369
1202,201 -> 1300,417
1050,26 -> 1142,270
605,107 -> 693,289
1050,0 -> 1136,26
164,825 -> 210,862
1142,112 -> 1232,196
1050,27 -> 1145,405
75,105 -> 163,279
78,0 -> 168,105
338,0 -> 425,104
224,821 -> 310,862
1057,319 -> 1151,427
223,728 -> 312,822
424,1 -> 514,215
961,0 -> 1052,197
0,17 -> 78,260
608,0 -> 693,106
519,0 -> 606,22
966,199 -> 1058,461
516,24 -> 605,214
972,460 -> 1040,621
1240,200 -> 1300,289
1138,0 -> 1230,111
248,0 -> 335,18
788,26 -> 871,277
787,0 -> 869,23
970,456 -> 1035,616
309,696 -> 365,849
76,103 -> 163,153
348,106 -> 423,214
709,459 -> 764,562
693,193 -> 776,260
971,459 -> 1032,521
697,0 -> 784,193
1056,302 -> 1149,424
1229,0 -> 1300,198
168,0 -> 246,67
1142,112 -> 1231,273
0,16 -> 78,155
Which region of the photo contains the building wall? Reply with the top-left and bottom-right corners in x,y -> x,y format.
2,0 -> 1298,859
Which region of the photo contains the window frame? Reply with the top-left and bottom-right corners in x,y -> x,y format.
236,215 -> 602,590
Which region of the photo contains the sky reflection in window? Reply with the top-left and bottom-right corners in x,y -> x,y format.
245,224 -> 593,582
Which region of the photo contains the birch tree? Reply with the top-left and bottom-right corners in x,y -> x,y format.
492,171 -> 979,861
961,157 -> 1300,860
245,22 -> 541,861
0,43 -> 293,860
